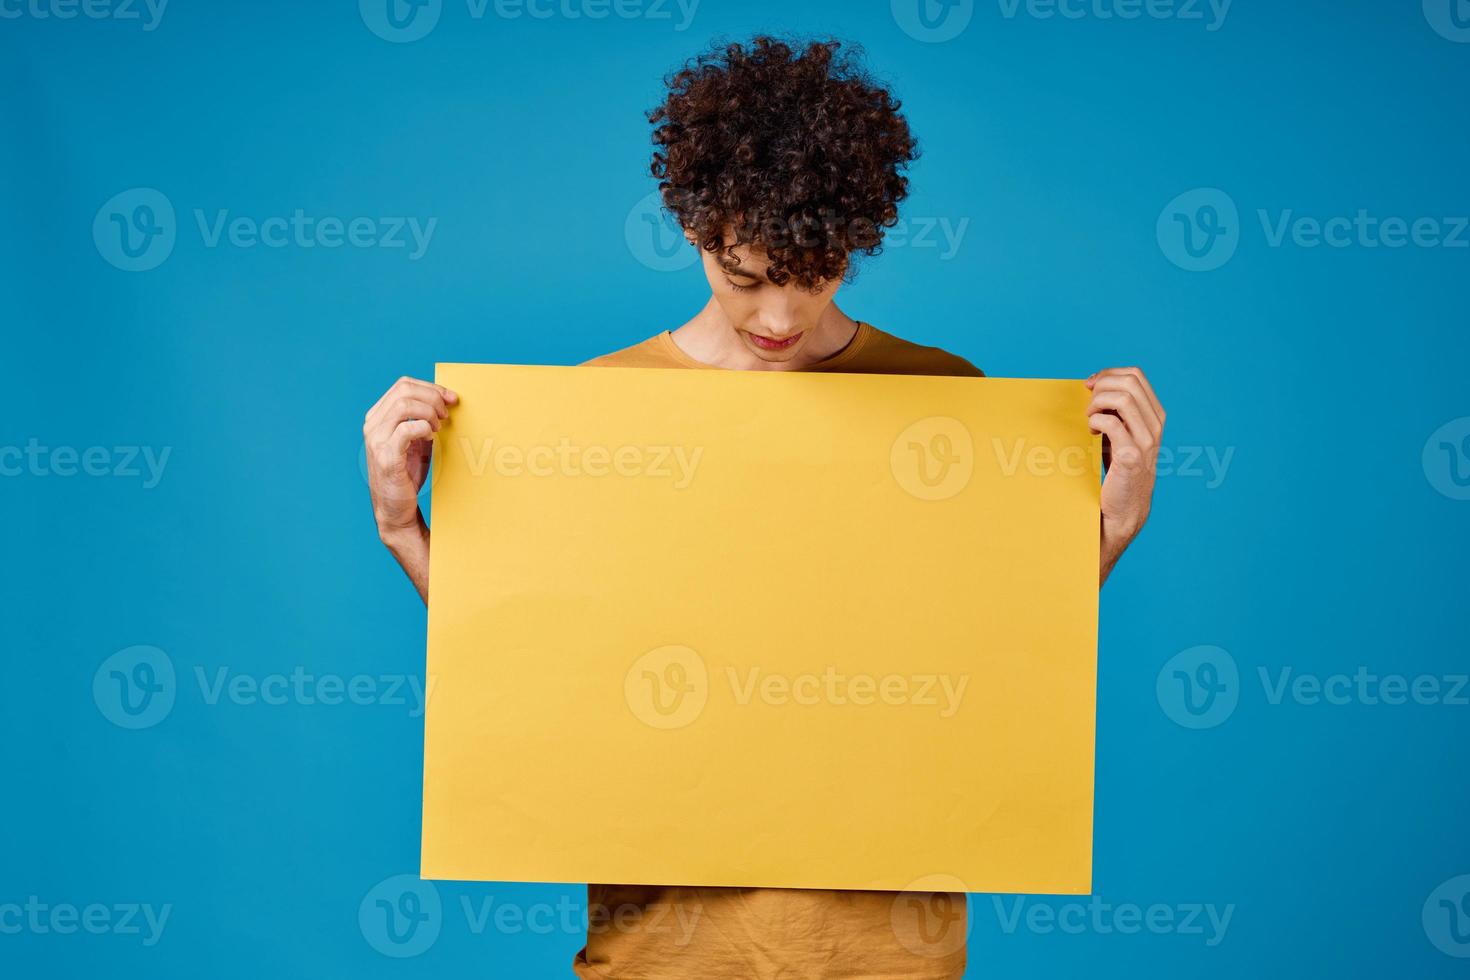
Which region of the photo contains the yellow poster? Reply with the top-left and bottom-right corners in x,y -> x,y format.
422,363 -> 1100,894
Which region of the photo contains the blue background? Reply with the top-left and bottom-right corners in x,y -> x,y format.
3,0 -> 1468,975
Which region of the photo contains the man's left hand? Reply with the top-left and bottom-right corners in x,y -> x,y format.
1086,367 -> 1166,585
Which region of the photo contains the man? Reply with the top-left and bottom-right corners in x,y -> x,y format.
363,35 -> 1163,980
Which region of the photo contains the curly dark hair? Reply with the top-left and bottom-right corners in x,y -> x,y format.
648,36 -> 919,290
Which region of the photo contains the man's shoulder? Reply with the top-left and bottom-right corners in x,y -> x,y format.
850,325 -> 984,378
580,333 -> 681,369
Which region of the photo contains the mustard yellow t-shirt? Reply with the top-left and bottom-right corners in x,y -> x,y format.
571,323 -> 982,980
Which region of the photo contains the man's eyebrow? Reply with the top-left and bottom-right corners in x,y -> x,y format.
722,263 -> 765,281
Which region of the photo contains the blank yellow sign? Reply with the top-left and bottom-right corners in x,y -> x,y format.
422,363 -> 1100,894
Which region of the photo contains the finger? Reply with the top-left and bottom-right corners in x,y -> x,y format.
1130,369 -> 1163,421
366,376 -> 459,424
384,418 -> 436,464
423,380 -> 460,405
377,380 -> 454,420
1087,390 -> 1156,451
1088,367 -> 1163,421
367,400 -> 443,452
367,376 -> 430,421
381,396 -> 447,433
1088,412 -> 1146,470
1092,373 -> 1163,431
1089,380 -> 1162,443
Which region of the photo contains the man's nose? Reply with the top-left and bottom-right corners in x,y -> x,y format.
759,304 -> 801,337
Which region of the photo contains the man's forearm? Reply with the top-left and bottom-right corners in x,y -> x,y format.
381,514 -> 431,605
1100,539 -> 1122,587
1099,520 -> 1139,588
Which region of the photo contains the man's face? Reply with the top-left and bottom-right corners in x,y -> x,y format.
695,236 -> 843,365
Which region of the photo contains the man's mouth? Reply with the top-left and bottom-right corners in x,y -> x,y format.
747,332 -> 803,351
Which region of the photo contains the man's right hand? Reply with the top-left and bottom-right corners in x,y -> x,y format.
362,376 -> 458,601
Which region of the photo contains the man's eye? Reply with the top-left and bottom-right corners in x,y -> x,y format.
725,277 -> 759,293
